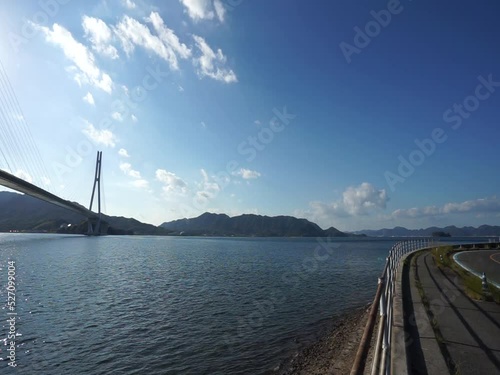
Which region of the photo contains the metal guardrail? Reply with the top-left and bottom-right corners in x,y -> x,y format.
350,239 -> 433,375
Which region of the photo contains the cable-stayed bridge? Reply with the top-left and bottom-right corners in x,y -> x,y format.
0,152 -> 104,235
0,59 -> 103,235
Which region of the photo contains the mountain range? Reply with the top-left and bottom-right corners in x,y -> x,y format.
0,191 -> 350,237
354,225 -> 500,237
2,191 -> 499,237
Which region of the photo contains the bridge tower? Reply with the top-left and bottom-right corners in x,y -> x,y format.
87,151 -> 102,235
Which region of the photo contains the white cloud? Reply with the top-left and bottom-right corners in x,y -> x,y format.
232,168 -> 261,180
112,112 -> 124,121
178,85 -> 185,92
342,183 -> 388,215
15,170 -> 33,183
180,0 -> 226,22
213,0 -> 226,22
193,35 -> 237,83
131,114 -> 138,122
82,121 -> 117,147
128,169 -> 141,179
118,148 -> 130,157
392,197 -> 500,219
254,120 -> 261,125
83,92 -> 95,105
442,198 -> 500,214
308,183 -> 389,220
123,0 -> 136,9
120,162 -> 141,179
148,12 -> 192,59
156,169 -> 187,194
131,179 -> 149,188
119,161 -> 149,189
36,23 -> 113,93
82,16 -> 119,59
201,121 -> 206,128
114,13 -> 191,70
196,168 -> 224,201
180,0 -> 214,21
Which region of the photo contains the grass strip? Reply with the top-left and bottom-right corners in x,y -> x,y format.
431,246 -> 500,303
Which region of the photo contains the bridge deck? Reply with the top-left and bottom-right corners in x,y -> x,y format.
0,169 -> 96,218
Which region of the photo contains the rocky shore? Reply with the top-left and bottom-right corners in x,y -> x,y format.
278,304 -> 371,375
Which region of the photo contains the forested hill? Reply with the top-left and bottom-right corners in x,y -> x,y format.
161,212 -> 354,237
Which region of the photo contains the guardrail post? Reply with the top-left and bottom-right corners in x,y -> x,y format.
482,272 -> 489,292
371,276 -> 387,375
351,274 -> 386,375
380,258 -> 394,375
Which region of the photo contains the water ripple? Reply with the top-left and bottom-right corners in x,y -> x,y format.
0,234 -> 400,374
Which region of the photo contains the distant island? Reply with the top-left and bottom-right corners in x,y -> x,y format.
354,225 -> 500,237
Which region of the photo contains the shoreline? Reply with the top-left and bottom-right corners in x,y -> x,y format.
273,304 -> 371,375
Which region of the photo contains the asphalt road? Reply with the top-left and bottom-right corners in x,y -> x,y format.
454,250 -> 500,287
413,251 -> 500,374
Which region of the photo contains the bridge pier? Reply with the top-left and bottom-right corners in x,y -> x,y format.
87,151 -> 102,236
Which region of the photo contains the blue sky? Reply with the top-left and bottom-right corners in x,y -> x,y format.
0,0 -> 499,231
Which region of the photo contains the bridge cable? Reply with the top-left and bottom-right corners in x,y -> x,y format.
0,80 -> 22,172
0,74 -> 36,182
0,60 -> 52,191
0,82 -> 18,173
0,99 -> 14,173
0,61 -> 46,191
0,129 -> 12,173
0,92 -> 24,174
